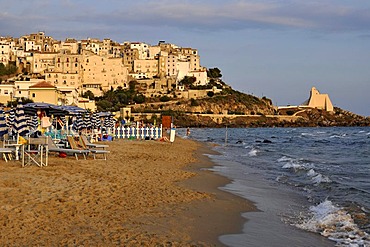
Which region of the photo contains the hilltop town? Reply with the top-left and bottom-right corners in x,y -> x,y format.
0,31 -> 220,109
1,32 -> 369,127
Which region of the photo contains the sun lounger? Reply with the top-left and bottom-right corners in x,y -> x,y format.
80,135 -> 109,149
68,136 -> 110,160
47,136 -> 89,160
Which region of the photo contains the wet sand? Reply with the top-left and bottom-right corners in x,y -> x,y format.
0,138 -> 254,246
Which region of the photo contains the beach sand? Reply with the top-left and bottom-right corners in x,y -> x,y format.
0,138 -> 254,246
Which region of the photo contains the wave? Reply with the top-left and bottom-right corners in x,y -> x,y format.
330,134 -> 347,138
279,157 -> 313,172
296,199 -> 370,246
248,148 -> 258,157
307,169 -> 332,185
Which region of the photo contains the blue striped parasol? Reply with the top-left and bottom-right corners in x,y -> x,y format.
91,112 -> 100,130
104,115 -> 115,130
6,109 -> 15,128
27,114 -> 39,131
0,108 -> 7,137
84,113 -> 92,130
14,103 -> 29,137
72,113 -> 85,131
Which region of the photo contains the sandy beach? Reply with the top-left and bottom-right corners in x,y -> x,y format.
0,137 -> 253,246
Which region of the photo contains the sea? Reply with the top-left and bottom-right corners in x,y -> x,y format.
179,127 -> 370,247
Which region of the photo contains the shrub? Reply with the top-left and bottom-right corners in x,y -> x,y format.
207,91 -> 215,97
190,98 -> 199,106
286,110 -> 295,116
160,96 -> 171,102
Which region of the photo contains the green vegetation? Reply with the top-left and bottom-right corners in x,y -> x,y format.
178,76 -> 196,88
207,68 -> 222,78
0,62 -> 18,77
81,90 -> 95,99
95,82 -> 146,111
160,95 -> 171,102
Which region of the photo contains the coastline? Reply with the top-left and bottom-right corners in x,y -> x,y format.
0,137 -> 254,246
179,140 -> 257,246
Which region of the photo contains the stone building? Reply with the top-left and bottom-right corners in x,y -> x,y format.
304,87 -> 334,112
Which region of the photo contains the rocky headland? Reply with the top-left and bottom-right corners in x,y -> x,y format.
131,89 -> 370,128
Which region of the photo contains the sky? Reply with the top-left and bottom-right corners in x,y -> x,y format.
1,0 -> 370,116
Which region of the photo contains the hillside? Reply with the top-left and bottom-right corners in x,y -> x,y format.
133,89 -> 274,115
130,90 -> 370,128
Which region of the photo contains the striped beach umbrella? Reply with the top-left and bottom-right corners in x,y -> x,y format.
103,115 -> 113,129
0,108 -> 7,137
91,112 -> 100,130
84,113 -> 92,130
72,113 -> 85,131
14,103 -> 29,137
6,109 -> 15,128
27,114 -> 39,131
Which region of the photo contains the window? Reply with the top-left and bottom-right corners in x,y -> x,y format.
32,93 -> 36,97
4,90 -> 8,94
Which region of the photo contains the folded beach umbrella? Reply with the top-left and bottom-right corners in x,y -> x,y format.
27,114 -> 39,130
83,113 -> 92,130
6,109 -> 15,128
72,113 -> 85,131
90,112 -> 100,129
0,108 -> 7,137
14,103 -> 29,137
104,115 -> 115,129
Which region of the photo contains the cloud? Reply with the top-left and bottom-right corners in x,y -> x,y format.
93,0 -> 370,32
1,0 -> 370,37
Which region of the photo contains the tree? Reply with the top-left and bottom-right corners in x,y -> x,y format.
207,91 -> 215,97
81,90 -> 95,99
0,62 -> 18,76
129,80 -> 137,92
179,76 -> 196,87
190,98 -> 199,106
207,68 -> 222,78
160,95 -> 171,102
133,94 -> 145,104
96,100 -> 113,112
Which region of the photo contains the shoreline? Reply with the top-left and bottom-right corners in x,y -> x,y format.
0,137 -> 255,246
179,140 -> 257,246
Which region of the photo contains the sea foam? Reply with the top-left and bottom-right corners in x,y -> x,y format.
248,148 -> 258,157
296,200 -> 370,246
307,169 -> 331,185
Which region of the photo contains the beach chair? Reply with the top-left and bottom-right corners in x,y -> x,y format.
80,135 -> 109,150
22,137 -> 48,167
47,136 -> 89,160
68,136 -> 110,160
0,148 -> 13,162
